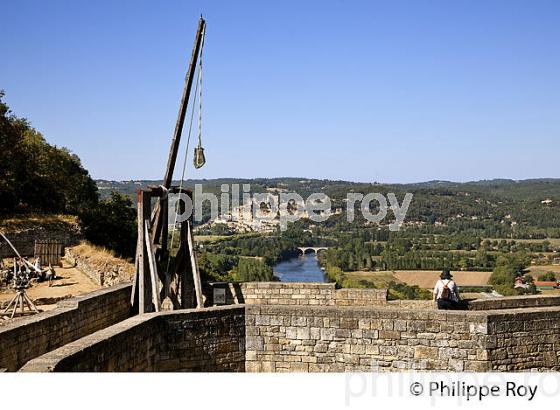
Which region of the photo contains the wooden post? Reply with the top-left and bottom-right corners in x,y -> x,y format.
130,245 -> 139,307
179,197 -> 189,308
160,193 -> 168,256
187,221 -> 203,308
141,190 -> 152,312
145,221 -> 161,312
136,190 -> 145,314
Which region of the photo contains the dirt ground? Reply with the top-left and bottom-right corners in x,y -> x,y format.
1,257 -> 102,321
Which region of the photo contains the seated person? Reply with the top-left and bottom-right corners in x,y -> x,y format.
433,269 -> 460,310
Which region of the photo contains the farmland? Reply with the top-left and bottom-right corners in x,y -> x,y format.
346,270 -> 492,289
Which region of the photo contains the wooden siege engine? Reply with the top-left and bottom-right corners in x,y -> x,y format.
131,17 -> 206,313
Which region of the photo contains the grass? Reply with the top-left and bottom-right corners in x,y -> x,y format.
345,271 -> 398,288
70,241 -> 135,268
194,235 -> 230,242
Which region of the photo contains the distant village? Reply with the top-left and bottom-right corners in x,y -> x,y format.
203,201 -> 343,233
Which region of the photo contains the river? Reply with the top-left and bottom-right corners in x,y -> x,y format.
273,253 -> 326,282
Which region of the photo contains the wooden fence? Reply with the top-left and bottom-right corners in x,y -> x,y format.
34,240 -> 64,266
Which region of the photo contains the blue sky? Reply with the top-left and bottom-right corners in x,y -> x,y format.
1,0 -> 559,183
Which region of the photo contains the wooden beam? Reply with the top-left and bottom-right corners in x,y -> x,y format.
161,194 -> 168,255
179,197 -> 189,308
141,190 -> 153,312
152,17 -> 206,242
145,221 -> 161,312
163,17 -> 205,189
136,190 -> 145,314
187,221 -> 203,308
130,240 -> 140,307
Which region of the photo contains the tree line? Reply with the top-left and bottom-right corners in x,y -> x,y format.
0,92 -> 136,257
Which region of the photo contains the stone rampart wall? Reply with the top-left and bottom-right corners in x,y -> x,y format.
469,294 -> 560,310
161,306 -> 245,371
0,283 -> 132,371
21,306 -> 245,372
0,225 -> 81,258
245,305 -> 490,372
486,307 -> 560,370
13,296 -> 560,372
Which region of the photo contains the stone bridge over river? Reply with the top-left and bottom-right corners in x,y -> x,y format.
297,246 -> 328,255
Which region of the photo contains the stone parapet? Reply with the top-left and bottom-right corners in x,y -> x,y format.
209,282 -> 387,307
21,305 -> 246,372
0,283 -> 132,371
468,294 -> 560,311
13,294 -> 560,372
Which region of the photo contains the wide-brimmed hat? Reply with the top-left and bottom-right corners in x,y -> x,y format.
440,269 -> 453,280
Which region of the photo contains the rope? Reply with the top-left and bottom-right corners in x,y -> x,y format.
197,28 -> 204,148
165,29 -> 205,274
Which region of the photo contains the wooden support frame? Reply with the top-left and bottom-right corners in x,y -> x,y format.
131,186 -> 203,313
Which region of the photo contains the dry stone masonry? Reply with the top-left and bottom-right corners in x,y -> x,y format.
21,306 -> 245,372
0,284 -> 131,371
2,282 -> 560,372
209,282 -> 387,306
0,224 -> 81,259
65,247 -> 134,287
244,305 -> 491,372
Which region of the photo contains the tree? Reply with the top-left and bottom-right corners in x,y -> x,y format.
0,91 -> 98,214
78,192 -> 137,258
537,271 -> 557,282
233,258 -> 274,282
489,253 -> 536,296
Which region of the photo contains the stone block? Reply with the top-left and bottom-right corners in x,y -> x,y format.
379,330 -> 401,340
414,346 -> 439,360
246,336 -> 264,351
365,345 -> 380,355
291,316 -> 307,327
286,327 -> 298,339
309,327 -> 321,340
320,328 -> 336,341
464,361 -> 491,372
296,327 -> 310,340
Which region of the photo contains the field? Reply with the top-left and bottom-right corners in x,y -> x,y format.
393,270 -> 492,289
194,235 -> 229,242
346,270 -> 492,289
345,271 -> 396,288
529,265 -> 560,278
